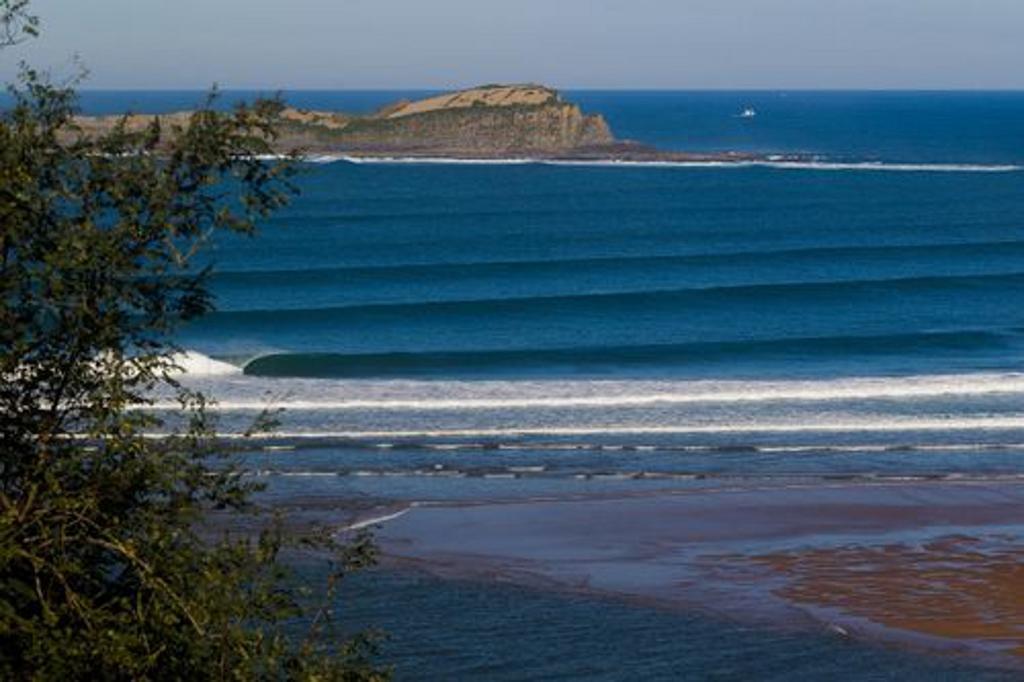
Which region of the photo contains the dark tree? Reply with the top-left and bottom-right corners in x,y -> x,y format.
0,2 -> 388,678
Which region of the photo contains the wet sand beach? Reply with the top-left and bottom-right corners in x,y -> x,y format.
375,481 -> 1024,668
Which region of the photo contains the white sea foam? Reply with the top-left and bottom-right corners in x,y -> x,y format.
329,156 -> 1022,173
544,159 -> 1023,172
340,155 -> 533,166
342,507 -> 412,531
160,371 -> 1024,410
169,352 -> 242,377
760,161 -> 1022,173
221,415 -> 1024,440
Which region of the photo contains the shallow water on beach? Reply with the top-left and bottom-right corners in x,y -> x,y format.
331,569 -> 1020,681
235,441 -> 1024,507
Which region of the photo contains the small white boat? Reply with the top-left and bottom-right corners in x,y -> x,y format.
739,107 -> 757,118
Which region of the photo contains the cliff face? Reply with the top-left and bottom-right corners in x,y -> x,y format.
71,84 -> 616,157
279,85 -> 614,154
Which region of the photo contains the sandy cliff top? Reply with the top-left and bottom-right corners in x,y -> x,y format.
382,84 -> 559,119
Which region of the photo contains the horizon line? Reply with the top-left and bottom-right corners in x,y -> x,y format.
71,86 -> 1024,93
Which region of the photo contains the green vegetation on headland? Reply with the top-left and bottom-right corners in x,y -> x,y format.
0,2 -> 388,678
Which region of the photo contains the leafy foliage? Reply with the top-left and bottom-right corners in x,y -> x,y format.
0,4 -> 389,679
0,0 -> 37,47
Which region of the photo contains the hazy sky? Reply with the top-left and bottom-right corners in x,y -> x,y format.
4,0 -> 1024,89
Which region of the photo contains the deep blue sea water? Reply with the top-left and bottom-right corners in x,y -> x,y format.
78,91 -> 1024,678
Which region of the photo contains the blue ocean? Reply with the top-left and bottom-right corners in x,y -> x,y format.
84,91 -> 1024,679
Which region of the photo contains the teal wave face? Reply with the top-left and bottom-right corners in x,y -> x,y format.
241,330 -> 1021,379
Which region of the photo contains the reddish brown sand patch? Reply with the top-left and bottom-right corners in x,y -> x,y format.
751,535 -> 1024,656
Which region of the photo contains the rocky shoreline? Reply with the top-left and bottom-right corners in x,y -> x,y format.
331,143 -> 803,164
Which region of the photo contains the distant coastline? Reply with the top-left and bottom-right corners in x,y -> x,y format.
72,83 -> 811,164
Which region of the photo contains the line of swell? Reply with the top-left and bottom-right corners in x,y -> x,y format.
238,329 -> 1020,378
208,272 -> 1024,319
209,240 -> 1024,281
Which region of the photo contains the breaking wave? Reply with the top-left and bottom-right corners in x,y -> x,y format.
169,351 -> 242,377
162,370 -> 1024,411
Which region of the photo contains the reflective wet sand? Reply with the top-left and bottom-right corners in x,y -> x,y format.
376,481 -> 1024,667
